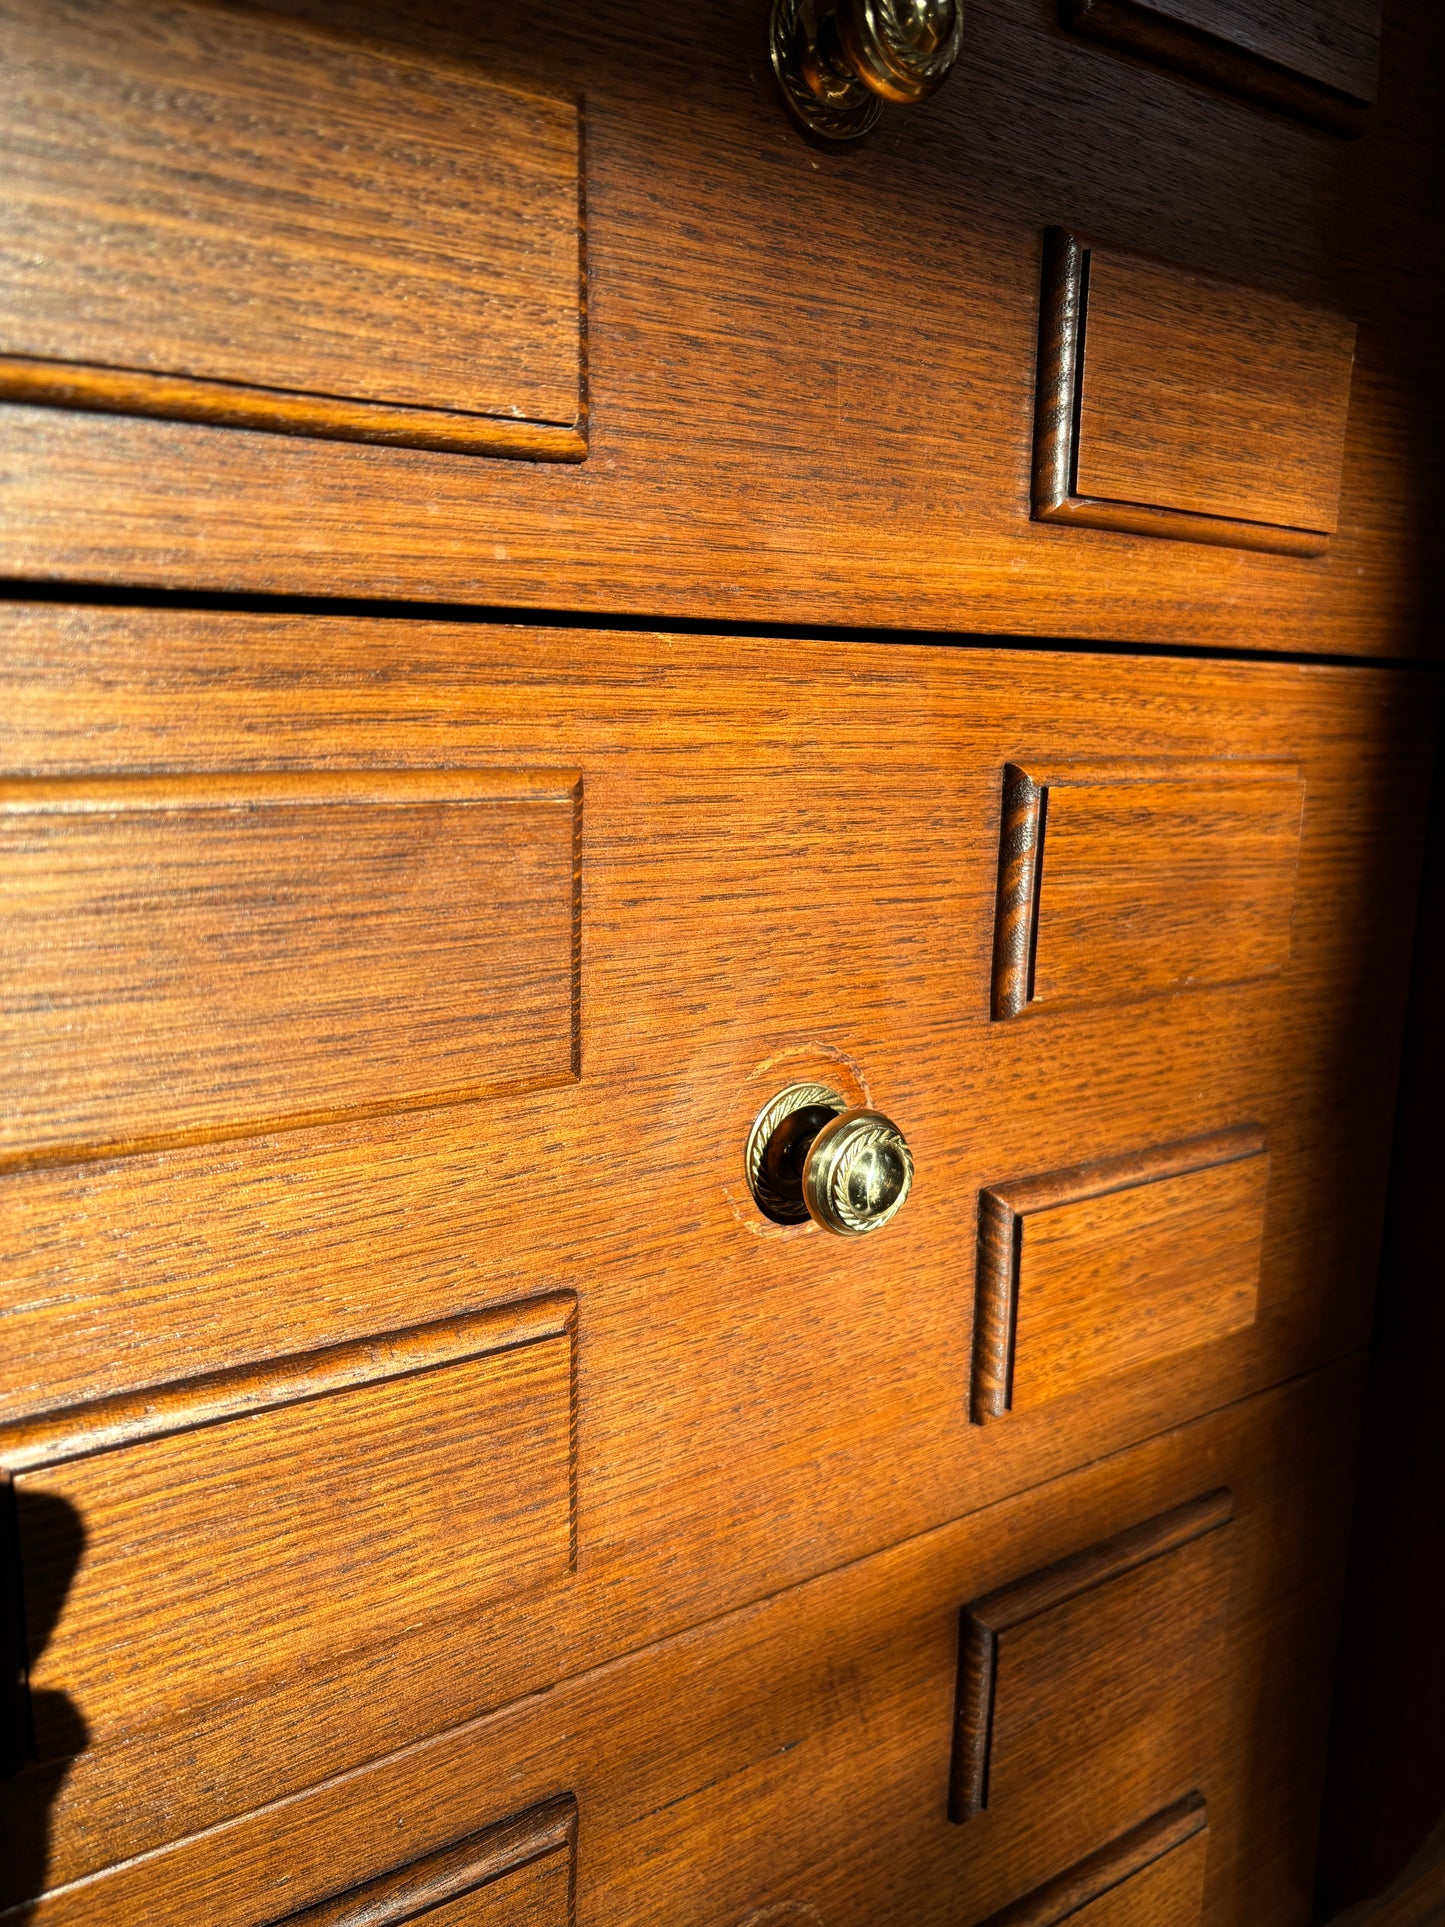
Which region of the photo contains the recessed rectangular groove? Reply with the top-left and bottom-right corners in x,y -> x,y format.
976,1794 -> 1208,1927
0,768 -> 583,1170
971,1127 -> 1267,1423
2,1294 -> 578,1759
1032,227 -> 1354,553
275,1794 -> 578,1927
949,1490 -> 1233,1822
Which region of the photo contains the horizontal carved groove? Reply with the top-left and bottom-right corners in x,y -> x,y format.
1060,0 -> 1371,136
0,1293 -> 576,1472
986,1124 -> 1266,1220
0,357 -> 588,461
949,1491 -> 1233,1821
990,765 -> 1046,1020
277,1795 -> 578,1926
1037,492 -> 1329,555
977,1794 -> 1208,1927
0,769 -> 581,814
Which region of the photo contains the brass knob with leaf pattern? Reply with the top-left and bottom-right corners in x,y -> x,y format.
746,1082 -> 914,1235
769,0 -> 965,143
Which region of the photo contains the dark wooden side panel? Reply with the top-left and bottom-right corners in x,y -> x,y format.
950,1490 -> 1234,1822
0,770 -> 581,1167
3,1296 -> 576,1758
0,0 -> 586,459
274,1796 -> 576,1927
977,1796 -> 1208,1927
1061,0 -> 1382,133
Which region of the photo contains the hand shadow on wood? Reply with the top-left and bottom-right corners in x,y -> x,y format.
3,1487 -> 90,1922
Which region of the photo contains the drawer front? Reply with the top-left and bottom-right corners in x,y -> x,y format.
0,612 -> 1430,1885
15,1364 -> 1358,1926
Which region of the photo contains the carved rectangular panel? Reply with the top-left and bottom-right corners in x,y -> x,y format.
1061,0 -> 1380,134
3,1294 -> 576,1758
275,1797 -> 577,1927
990,760 -> 1304,1019
0,770 -> 581,1166
0,0 -> 585,459
1033,230 -> 1355,552
978,1797 -> 1208,1927
949,1490 -> 1234,1823
973,1129 -> 1266,1423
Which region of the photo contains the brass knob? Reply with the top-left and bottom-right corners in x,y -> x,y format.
746,1082 -> 914,1235
769,0 -> 965,143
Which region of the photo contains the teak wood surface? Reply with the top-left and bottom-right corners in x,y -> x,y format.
975,1795 -> 1209,1927
0,608 -> 1432,1893
0,0 -> 1439,654
10,1366 -> 1363,1927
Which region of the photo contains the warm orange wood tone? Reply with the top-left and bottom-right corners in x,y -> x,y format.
0,610 -> 1430,1888
950,1490 -> 1233,1820
1061,0 -> 1381,133
0,0 -> 1439,654
5,1295 -> 575,1760
11,1367 -> 1360,1926
277,1798 -> 576,1927
973,1128 -> 1266,1423
1076,244 -> 1356,536
977,1797 -> 1208,1927
0,0 -> 585,459
992,760 -> 1305,1019
0,770 -> 580,1168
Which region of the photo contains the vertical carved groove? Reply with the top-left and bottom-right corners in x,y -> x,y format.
948,1611 -> 997,1823
991,766 -> 1046,1020
1031,227 -> 1087,518
971,1192 -> 1019,1424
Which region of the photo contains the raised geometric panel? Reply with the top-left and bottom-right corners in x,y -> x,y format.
975,1797 -> 1208,1927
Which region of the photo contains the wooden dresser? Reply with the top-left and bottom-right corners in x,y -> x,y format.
2,2 -> 1442,1922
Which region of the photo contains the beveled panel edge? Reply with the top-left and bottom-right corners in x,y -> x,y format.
1060,0 -> 1372,136
990,764 -> 1046,1022
0,768 -> 584,1174
974,1793 -> 1208,1927
1030,226 -> 1333,553
947,1490 -> 1233,1821
970,1125 -> 1267,1423
0,1291 -> 577,1473
0,359 -> 587,463
275,1793 -> 578,1927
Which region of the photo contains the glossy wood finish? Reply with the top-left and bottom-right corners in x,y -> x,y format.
972,1129 -> 1266,1424
0,0 -> 1440,654
1033,230 -> 1355,552
0,609 -> 1430,1889
12,1366 -> 1360,1926
0,771 -> 580,1168
949,1490 -> 1233,1820
1060,0 -> 1381,134
3,1297 -> 574,1766
275,1798 -> 576,1927
991,760 -> 1305,1019
976,1797 -> 1208,1927
0,1 -> 585,460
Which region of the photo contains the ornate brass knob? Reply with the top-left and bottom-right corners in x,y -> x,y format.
746,1082 -> 914,1235
770,0 -> 965,143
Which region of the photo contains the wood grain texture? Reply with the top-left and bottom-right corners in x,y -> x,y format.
990,760 -> 1306,1018
0,0 -> 1439,655
1060,0 -> 1380,133
949,1490 -> 1234,1819
975,1795 -> 1207,1927
971,1128 -> 1267,1423
0,612 -> 1430,1885
3,1295 -> 575,1759
7,1366 -> 1362,1926
0,0 -> 586,459
1034,230 -> 1356,551
276,1797 -> 576,1927
0,770 -> 581,1168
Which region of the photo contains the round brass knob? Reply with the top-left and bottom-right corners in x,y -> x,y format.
770,0 -> 964,143
746,1081 -> 914,1235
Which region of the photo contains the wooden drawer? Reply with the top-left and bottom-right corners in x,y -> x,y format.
0,0 -> 1436,661
14,1363 -> 1361,1925
0,609 -> 1432,1886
